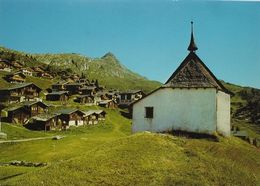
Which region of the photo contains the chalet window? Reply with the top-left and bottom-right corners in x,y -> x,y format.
145,107 -> 154,118
127,94 -> 131,100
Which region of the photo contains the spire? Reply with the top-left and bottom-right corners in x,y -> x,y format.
187,21 -> 198,52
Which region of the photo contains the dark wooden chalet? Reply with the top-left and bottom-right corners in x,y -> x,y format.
75,95 -> 95,105
10,61 -> 24,69
32,66 -> 45,73
64,82 -> 85,95
76,78 -> 89,84
56,109 -> 85,128
94,110 -> 106,121
19,68 -> 33,76
51,81 -> 68,91
46,91 -> 69,101
118,90 -> 145,108
70,74 -> 80,81
4,101 -> 48,124
82,110 -> 106,124
79,86 -> 97,95
4,72 -> 26,83
0,59 -> 12,72
98,100 -> 117,109
31,113 -> 60,131
0,83 -> 42,103
82,110 -> 98,125
37,72 -> 53,79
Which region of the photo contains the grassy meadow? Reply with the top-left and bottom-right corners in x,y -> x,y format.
0,106 -> 259,186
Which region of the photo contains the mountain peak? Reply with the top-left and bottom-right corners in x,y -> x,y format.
101,52 -> 116,59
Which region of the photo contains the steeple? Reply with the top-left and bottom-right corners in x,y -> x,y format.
187,21 -> 198,52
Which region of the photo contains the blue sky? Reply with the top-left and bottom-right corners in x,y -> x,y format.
0,0 -> 259,88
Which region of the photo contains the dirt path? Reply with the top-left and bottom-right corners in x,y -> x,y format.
0,136 -> 64,144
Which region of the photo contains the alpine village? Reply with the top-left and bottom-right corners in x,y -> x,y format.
0,23 -> 259,186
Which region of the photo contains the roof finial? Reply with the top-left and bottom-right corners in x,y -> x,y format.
188,21 -> 198,52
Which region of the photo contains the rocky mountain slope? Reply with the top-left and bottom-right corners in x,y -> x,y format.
0,46 -> 161,92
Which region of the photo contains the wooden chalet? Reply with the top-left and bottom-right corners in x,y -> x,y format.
32,66 -> 45,73
19,68 -> 33,76
46,91 -> 69,101
79,86 -> 97,95
76,78 -> 89,84
83,110 -> 98,125
37,72 -> 53,79
31,113 -> 60,131
56,109 -> 85,128
95,92 -> 109,100
4,101 -> 48,124
4,72 -> 26,83
118,90 -> 145,108
64,82 -> 85,95
10,61 -> 24,69
70,74 -> 80,81
94,110 -> 106,121
75,95 -> 95,105
0,59 -> 12,72
51,81 -> 68,91
82,110 -> 106,124
0,83 -> 42,103
98,100 -> 117,109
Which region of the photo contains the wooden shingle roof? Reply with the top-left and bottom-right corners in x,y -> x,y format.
164,52 -> 230,94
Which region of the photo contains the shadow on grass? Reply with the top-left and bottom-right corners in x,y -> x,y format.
165,130 -> 219,142
0,173 -> 24,181
120,110 -> 132,119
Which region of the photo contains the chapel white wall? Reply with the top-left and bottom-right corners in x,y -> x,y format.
132,88 -> 217,135
216,90 -> 230,136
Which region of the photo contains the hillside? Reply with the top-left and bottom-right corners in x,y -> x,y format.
0,46 -> 161,92
0,115 -> 259,185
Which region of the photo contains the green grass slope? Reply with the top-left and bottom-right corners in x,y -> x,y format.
1,123 -> 50,140
1,133 -> 259,186
0,108 -> 259,186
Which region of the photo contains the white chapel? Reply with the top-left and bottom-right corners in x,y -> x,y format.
132,22 -> 231,136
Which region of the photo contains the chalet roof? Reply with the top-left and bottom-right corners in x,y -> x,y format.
31,113 -> 60,122
23,101 -> 49,108
52,81 -> 68,85
47,91 -> 69,96
99,100 -> 114,104
0,83 -> 42,91
5,72 -> 26,78
82,110 -> 95,116
164,52 -> 230,93
82,110 -> 106,116
120,90 -> 143,95
0,59 -> 10,63
77,95 -> 93,98
56,108 -> 84,115
4,101 -> 48,112
4,105 -> 23,112
80,86 -> 96,90
94,110 -> 106,114
65,82 -> 85,86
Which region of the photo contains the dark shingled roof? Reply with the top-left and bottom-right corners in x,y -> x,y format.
56,108 -> 85,115
119,90 -> 143,94
23,101 -> 49,108
0,83 -> 42,91
47,91 -> 69,95
32,113 -> 60,122
164,52 -> 230,94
